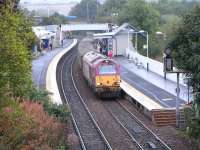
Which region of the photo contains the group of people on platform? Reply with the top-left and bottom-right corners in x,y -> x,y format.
40,37 -> 54,52
97,40 -> 113,59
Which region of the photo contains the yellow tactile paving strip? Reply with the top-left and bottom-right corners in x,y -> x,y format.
120,80 -> 164,110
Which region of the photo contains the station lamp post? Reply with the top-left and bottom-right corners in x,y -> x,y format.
183,76 -> 192,104
164,48 -> 179,127
134,32 -> 138,53
163,48 -> 188,128
86,2 -> 89,23
138,30 -> 149,71
111,13 -> 118,24
127,28 -> 135,51
127,28 -> 145,52
156,31 -> 166,40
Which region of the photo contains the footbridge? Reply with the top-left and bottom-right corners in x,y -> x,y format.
33,23 -> 110,32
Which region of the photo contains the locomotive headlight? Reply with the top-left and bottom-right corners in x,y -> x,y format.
96,82 -> 101,86
115,81 -> 120,85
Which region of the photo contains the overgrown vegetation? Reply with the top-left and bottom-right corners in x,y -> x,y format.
0,99 -> 68,149
69,0 -> 99,23
98,0 -> 126,23
0,1 -> 70,149
39,12 -> 68,26
70,0 -> 199,58
0,8 -> 35,97
117,0 -> 161,58
168,6 -> 200,140
28,88 -> 70,122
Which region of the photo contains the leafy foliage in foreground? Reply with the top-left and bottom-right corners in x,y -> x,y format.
28,88 -> 70,121
0,99 -> 67,150
0,3 -> 70,149
168,6 -> 200,139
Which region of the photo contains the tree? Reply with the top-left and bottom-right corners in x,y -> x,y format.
151,0 -> 200,17
0,0 -> 19,12
39,12 -> 68,25
69,0 -> 99,22
95,0 -> 127,23
118,0 -> 160,34
168,6 -> 200,138
0,7 -> 35,97
0,3 -> 70,149
118,0 -> 160,57
99,0 -> 127,16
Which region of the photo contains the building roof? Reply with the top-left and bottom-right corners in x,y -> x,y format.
93,23 -> 139,39
32,27 -> 56,39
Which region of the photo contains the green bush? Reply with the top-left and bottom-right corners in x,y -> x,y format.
47,104 -> 70,122
0,99 -> 68,150
187,118 -> 200,139
27,87 -> 70,122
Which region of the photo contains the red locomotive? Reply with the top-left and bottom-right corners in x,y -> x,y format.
82,51 -> 121,98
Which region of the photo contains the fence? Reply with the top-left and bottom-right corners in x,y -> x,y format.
126,49 -> 186,86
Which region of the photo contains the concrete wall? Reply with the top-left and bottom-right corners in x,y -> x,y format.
126,49 -> 186,85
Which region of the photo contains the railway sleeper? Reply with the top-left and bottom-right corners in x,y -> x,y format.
146,141 -> 157,149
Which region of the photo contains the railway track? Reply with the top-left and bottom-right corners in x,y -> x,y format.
72,57 -> 141,150
103,100 -> 172,150
57,48 -> 112,150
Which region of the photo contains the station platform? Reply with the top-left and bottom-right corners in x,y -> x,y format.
32,39 -> 77,104
32,39 -> 73,89
115,56 -> 188,108
115,56 -> 189,126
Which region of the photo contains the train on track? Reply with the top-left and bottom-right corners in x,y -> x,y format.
81,51 -> 121,98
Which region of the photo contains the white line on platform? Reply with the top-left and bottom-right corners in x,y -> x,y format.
46,39 -> 78,104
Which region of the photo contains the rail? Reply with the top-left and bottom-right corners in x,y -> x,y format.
58,48 -> 112,150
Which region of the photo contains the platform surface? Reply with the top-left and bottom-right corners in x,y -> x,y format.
115,56 -> 187,109
32,40 -> 73,88
121,80 -> 164,110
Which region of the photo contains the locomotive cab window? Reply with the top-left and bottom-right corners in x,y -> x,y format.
99,65 -> 116,75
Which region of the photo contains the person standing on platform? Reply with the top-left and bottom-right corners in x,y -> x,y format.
102,48 -> 106,55
49,43 -> 52,50
100,47 -> 102,53
61,39 -> 64,47
108,50 -> 113,59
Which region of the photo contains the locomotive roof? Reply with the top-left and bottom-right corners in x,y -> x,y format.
83,51 -> 118,66
93,58 -> 117,66
83,51 -> 103,63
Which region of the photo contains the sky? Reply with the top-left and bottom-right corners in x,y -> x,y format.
20,0 -> 200,3
20,0 -> 81,4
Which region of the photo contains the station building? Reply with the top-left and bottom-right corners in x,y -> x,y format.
93,23 -> 138,56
